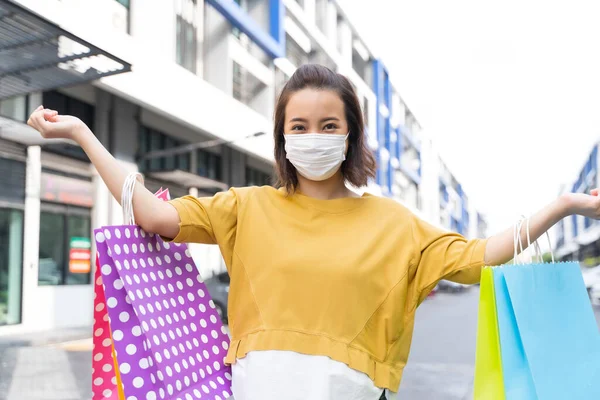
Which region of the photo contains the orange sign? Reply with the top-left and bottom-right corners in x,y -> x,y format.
69,259 -> 91,273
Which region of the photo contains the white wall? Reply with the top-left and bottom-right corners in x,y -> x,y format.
204,5 -> 234,94
30,286 -> 94,329
20,146 -> 41,330
131,0 -> 177,61
419,134 -> 440,224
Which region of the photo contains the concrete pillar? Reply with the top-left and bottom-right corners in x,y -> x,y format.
325,1 -> 337,46
91,88 -> 112,260
230,149 -> 247,187
106,96 -> 140,225
337,19 -> 352,67
221,146 -> 232,187
94,88 -> 111,146
304,0 -> 316,25
249,77 -> 275,119
204,5 -> 233,94
20,146 -> 41,329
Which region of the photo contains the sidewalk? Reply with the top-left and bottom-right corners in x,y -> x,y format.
0,326 -> 92,400
0,307 -> 598,400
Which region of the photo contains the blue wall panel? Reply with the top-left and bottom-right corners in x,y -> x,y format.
384,69 -> 392,194
207,0 -> 285,59
269,0 -> 285,52
373,59 -> 384,187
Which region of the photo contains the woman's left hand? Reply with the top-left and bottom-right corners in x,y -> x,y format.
560,189 -> 600,219
485,188 -> 600,266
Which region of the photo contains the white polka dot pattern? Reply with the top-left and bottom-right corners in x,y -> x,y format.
96,226 -> 232,400
92,253 -> 122,400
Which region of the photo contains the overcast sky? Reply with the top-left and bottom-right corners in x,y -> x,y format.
339,0 -> 600,234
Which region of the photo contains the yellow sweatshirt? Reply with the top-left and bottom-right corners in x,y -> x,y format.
168,186 -> 487,391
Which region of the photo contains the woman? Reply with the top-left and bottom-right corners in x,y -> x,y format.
27,64 -> 600,399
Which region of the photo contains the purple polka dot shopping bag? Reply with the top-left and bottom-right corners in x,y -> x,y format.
93,183 -> 233,400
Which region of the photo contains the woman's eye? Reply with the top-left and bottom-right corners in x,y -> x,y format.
324,123 -> 337,131
291,125 -> 305,131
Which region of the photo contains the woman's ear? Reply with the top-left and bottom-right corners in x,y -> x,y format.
344,133 -> 350,157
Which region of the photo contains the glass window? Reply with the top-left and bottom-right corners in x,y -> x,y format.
177,152 -> 190,171
43,91 -> 95,128
0,208 -> 23,325
138,126 -> 193,174
209,153 -> 222,180
197,150 -> 222,181
0,158 -> 26,204
65,215 -> 91,285
176,15 -> 197,74
286,33 -> 309,68
38,211 -> 65,286
0,96 -> 27,121
39,209 -> 92,286
197,150 -> 208,178
42,91 -> 95,161
176,16 -> 183,66
149,130 -> 164,171
231,61 -> 268,115
232,62 -> 244,102
274,67 -> 288,103
245,167 -> 272,186
138,127 -> 149,172
164,136 -> 177,171
231,0 -> 243,38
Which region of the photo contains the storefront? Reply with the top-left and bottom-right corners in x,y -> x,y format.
0,0 -> 130,333
38,172 -> 93,287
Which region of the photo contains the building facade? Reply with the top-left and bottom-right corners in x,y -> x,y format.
554,143 -> 599,263
0,0 -> 483,334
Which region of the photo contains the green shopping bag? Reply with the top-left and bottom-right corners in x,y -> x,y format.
473,267 -> 505,400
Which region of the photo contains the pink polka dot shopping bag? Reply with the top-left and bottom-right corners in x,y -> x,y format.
92,180 -> 233,400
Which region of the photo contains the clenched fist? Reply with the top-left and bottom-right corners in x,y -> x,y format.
27,105 -> 87,142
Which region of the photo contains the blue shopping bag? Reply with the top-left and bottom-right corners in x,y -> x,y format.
502,261 -> 600,400
493,267 -> 537,400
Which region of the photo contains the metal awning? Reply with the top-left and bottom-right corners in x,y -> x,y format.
149,170 -> 229,191
0,0 -> 131,100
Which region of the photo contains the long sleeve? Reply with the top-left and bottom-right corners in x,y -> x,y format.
410,215 -> 488,306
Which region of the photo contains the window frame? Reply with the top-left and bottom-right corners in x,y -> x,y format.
0,207 -> 24,325
175,14 -> 198,74
38,203 -> 92,286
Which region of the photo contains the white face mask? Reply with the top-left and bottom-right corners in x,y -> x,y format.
284,133 -> 349,181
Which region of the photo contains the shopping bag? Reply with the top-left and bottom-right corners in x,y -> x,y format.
96,227 -> 233,400
473,267 -> 505,400
92,253 -> 125,400
502,261 -> 600,399
475,217 -> 600,399
492,267 -> 536,399
92,188 -> 171,400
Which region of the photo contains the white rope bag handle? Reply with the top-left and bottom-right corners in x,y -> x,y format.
513,216 -> 527,264
513,215 -> 556,264
525,218 -> 555,264
121,172 -> 144,225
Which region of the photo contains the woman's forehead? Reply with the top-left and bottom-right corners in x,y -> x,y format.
285,89 -> 344,120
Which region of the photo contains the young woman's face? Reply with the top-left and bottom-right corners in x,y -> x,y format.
284,89 -> 348,135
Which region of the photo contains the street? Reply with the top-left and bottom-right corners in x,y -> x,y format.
401,288 -> 600,399
397,288 -> 480,399
1,288 -> 599,400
